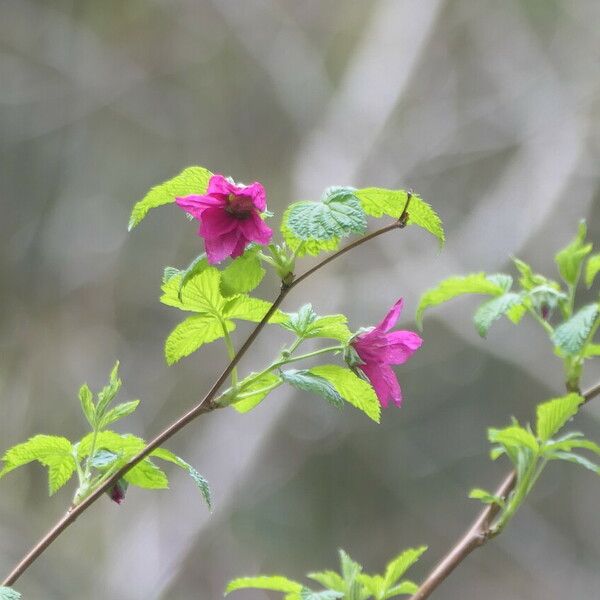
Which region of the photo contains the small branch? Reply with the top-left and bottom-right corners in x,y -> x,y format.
2,218 -> 408,587
409,381 -> 600,600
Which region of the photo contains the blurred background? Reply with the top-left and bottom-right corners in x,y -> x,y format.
1,1 -> 600,598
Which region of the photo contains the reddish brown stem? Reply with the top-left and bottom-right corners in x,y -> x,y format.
409,381 -> 600,600
2,209 -> 411,587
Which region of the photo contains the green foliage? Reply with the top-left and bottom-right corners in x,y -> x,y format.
0,588 -> 21,600
227,546 -> 426,599
468,488 -> 505,508
128,166 -> 212,230
552,303 -> 599,356
220,248 -> 266,297
281,187 -> 367,257
416,273 -> 508,328
536,393 -> 584,441
309,365 -> 381,423
473,293 -> 522,337
585,254 -> 600,288
555,220 -> 592,286
354,188 -> 444,246
281,369 -> 344,408
163,253 -> 209,299
282,304 -> 352,342
231,372 -> 282,413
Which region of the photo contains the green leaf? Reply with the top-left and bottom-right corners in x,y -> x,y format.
96,361 -> 122,417
488,425 -> 539,453
0,435 -> 76,495
281,369 -> 344,409
512,258 -> 555,291
307,571 -> 345,592
151,448 -> 212,509
384,581 -> 419,598
555,220 -> 592,286
545,438 -> 600,456
585,254 -> 600,288
79,383 -> 95,428
536,393 -> 584,441
415,273 -> 508,328
225,576 -> 303,595
356,574 -> 385,597
165,314 -> 233,365
300,590 -> 343,600
309,365 -> 381,423
552,303 -> 599,356
383,546 -> 427,589
282,306 -> 352,342
163,254 -> 210,299
338,549 -> 362,588
224,295 -> 288,323
99,400 -> 140,428
281,187 -> 367,257
128,166 -> 212,231
161,267 -> 226,314
77,431 -> 145,459
473,292 -> 522,337
220,248 -> 266,297
583,343 -> 600,358
283,304 -> 318,335
123,458 -> 169,489
0,587 -> 22,600
354,188 -> 444,246
232,372 -> 282,413
468,488 -> 505,508
547,451 -> 600,475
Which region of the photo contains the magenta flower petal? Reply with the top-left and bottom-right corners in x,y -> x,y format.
377,298 -> 404,332
204,230 -> 242,264
360,363 -> 392,408
239,212 -> 273,245
241,181 -> 267,211
199,206 -> 238,237
386,330 -> 423,364
231,235 -> 248,258
206,173 -> 237,197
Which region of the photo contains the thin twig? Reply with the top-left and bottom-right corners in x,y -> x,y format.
409,381 -> 600,600
2,215 -> 410,587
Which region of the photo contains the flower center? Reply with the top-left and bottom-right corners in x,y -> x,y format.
225,193 -> 253,220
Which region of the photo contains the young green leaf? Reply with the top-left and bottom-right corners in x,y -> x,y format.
382,546 -> 427,590
583,343 -> 600,358
0,588 -> 21,600
281,187 -> 367,257
96,361 -> 122,417
0,435 -> 77,495
99,400 -> 140,428
544,437 -> 600,456
535,393 -> 583,441
123,458 -> 169,489
223,296 -> 288,323
384,581 -> 419,597
468,488 -> 505,508
220,248 -> 266,297
161,267 -> 226,314
552,303 -> 599,356
300,591 -> 343,600
77,431 -> 146,459
79,383 -> 95,428
415,273 -> 508,328
309,365 -> 381,423
547,451 -> 600,475
165,314 -> 233,365
231,372 -> 282,413
282,306 -> 352,342
488,425 -> 539,454
473,292 -> 522,337
555,220 -> 592,286
512,258 -> 559,291
128,166 -> 212,231
585,254 -> 600,288
307,571 -> 345,592
151,448 -> 212,509
225,576 -> 303,595
281,369 -> 345,408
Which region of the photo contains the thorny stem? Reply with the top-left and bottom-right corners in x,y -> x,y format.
409,381 -> 600,600
2,200 -> 412,588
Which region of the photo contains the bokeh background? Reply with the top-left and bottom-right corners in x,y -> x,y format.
1,1 -> 600,598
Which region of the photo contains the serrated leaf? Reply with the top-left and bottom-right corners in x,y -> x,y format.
123,458 -> 169,489
161,267 -> 226,314
512,258 -> 549,291
309,365 -> 381,422
151,448 -> 212,509
99,400 -> 140,428
354,189 -> 445,246
356,573 -> 385,597
552,303 -> 599,356
306,315 -> 352,342
536,393 -> 583,441
545,438 -> 600,455
505,301 -> 528,324
283,304 -> 318,335
468,488 -> 505,508
415,273 -> 507,328
77,431 -> 146,459
225,576 -> 303,595
0,435 -> 76,495
163,253 -> 210,295
383,546 -> 427,589
485,274 -> 513,292
0,588 -> 21,600
165,314 -> 233,365
338,549 -> 362,588
224,296 -> 288,324
307,571 -> 345,592
300,590 -> 343,600
96,361 -> 122,417
555,220 -> 592,286
220,248 -> 266,297
488,425 -> 539,453
281,369 -> 344,408
547,451 -> 600,474
473,292 -> 522,337
128,166 -> 212,230
89,449 -> 119,469
232,372 -> 282,413
281,187 -> 367,257
585,254 -> 600,288
384,581 -> 419,598
79,383 -> 95,428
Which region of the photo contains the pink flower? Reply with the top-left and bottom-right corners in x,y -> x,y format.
175,174 -> 272,264
351,298 -> 422,408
